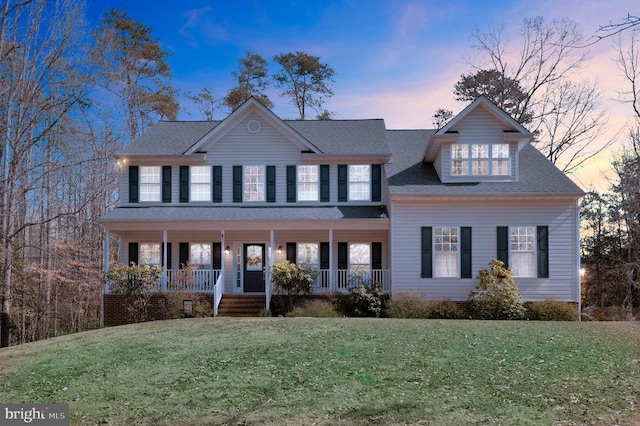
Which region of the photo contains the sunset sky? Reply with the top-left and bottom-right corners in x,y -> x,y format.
86,0 -> 638,191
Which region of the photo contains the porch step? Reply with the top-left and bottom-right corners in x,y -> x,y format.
217,295 -> 267,317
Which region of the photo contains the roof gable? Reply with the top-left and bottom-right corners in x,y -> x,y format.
184,97 -> 321,155
423,96 -> 533,161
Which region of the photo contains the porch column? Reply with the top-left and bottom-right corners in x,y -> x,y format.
102,229 -> 110,327
329,229 -> 334,292
161,229 -> 168,292
267,229 -> 274,310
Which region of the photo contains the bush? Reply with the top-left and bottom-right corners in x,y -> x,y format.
288,299 -> 341,317
271,261 -> 318,315
161,292 -> 212,319
386,293 -> 463,319
105,262 -> 163,323
527,299 -> 578,321
467,259 -> 526,320
582,305 -> 633,321
345,282 -> 384,317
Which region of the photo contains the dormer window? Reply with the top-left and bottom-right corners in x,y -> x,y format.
451,143 -> 510,176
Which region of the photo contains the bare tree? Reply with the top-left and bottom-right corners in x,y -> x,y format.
468,17 -> 612,173
188,87 -> 217,121
224,51 -> 273,111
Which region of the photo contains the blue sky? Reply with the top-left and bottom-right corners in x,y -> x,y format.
86,0 -> 637,188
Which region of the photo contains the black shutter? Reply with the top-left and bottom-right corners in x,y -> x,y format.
128,242 -> 139,265
233,166 -> 242,203
537,226 -> 549,278
128,166 -> 139,203
320,165 -> 330,202
497,226 -> 509,268
166,243 -> 172,270
179,243 -> 189,268
286,165 -> 296,202
338,165 -> 348,202
320,242 -> 330,269
371,164 -> 382,202
461,227 -> 472,278
212,242 -> 222,269
372,242 -> 382,270
212,166 -> 222,203
179,166 -> 189,203
286,242 -> 297,263
266,165 -> 276,203
162,166 -> 172,203
421,227 -> 432,278
338,242 -> 348,270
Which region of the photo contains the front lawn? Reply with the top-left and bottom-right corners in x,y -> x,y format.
0,318 -> 638,425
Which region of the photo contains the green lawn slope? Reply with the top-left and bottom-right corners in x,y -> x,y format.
0,318 -> 638,425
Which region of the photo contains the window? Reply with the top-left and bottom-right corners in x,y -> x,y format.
511,226 -> 535,277
349,243 -> 370,271
451,143 -> 510,176
190,166 -> 211,201
434,227 -> 458,277
139,243 -> 161,265
297,166 -> 319,201
190,243 -> 211,269
140,167 -> 161,202
349,165 -> 370,200
244,165 -> 265,201
297,243 -> 319,267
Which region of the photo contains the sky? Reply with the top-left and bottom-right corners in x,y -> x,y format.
85,0 -> 638,191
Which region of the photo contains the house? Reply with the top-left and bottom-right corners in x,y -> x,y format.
100,96 -> 584,321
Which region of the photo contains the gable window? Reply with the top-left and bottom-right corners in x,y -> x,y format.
244,165 -> 265,201
140,243 -> 161,265
190,243 -> 211,269
349,165 -> 370,200
510,226 -> 535,277
190,166 -> 211,201
434,227 -> 458,277
297,243 -> 319,267
297,165 -> 319,201
140,166 -> 161,202
451,143 -> 510,176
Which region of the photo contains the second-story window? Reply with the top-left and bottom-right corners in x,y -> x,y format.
140,166 -> 161,202
244,165 -> 265,201
349,165 -> 370,200
451,143 -> 510,176
190,166 -> 211,201
297,165 -> 318,201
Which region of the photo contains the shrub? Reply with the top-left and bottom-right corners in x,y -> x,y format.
258,308 -> 272,317
271,261 -> 318,315
105,262 -> 163,322
527,299 -> 578,321
467,259 -> 526,320
288,299 -> 341,317
345,281 -> 384,317
161,292 -> 212,319
582,305 -> 633,321
386,293 -> 463,319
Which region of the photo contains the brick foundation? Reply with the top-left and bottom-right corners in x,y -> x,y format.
103,294 -> 214,327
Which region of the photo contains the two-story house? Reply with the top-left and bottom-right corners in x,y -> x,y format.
100,96 -> 584,321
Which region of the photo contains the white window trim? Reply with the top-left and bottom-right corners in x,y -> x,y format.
139,166 -> 161,202
297,165 -> 319,201
434,226 -> 460,278
189,242 -> 212,269
348,165 -> 371,201
190,166 -> 211,202
510,226 -> 536,278
139,242 -> 161,265
451,143 -> 510,177
243,165 -> 266,202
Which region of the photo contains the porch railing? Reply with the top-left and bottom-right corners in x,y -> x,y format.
164,269 -> 221,293
313,269 -> 391,294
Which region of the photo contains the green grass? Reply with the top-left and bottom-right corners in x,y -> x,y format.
0,319 -> 639,425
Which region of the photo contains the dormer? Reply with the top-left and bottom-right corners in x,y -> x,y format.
423,96 -> 533,183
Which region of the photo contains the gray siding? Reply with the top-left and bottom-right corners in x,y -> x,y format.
391,198 -> 579,302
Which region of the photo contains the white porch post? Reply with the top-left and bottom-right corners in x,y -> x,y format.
102,229 -> 110,327
162,229 -> 168,292
329,228 -> 334,292
268,229 -> 274,310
